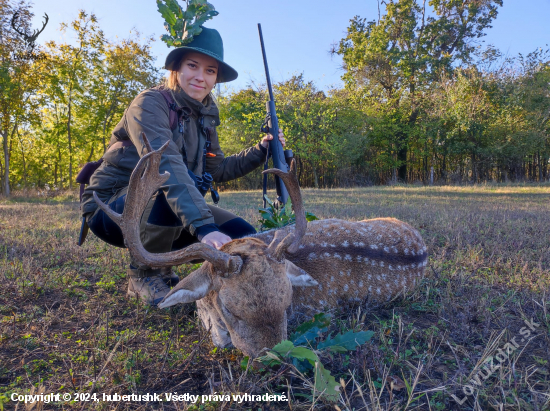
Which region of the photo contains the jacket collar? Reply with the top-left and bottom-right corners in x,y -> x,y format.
170,86 -> 220,126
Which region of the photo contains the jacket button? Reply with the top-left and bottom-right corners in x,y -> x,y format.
211,120 -> 215,125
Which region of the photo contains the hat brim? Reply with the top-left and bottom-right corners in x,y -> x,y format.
164,47 -> 238,83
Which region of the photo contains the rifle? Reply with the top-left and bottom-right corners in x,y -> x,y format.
258,23 -> 293,208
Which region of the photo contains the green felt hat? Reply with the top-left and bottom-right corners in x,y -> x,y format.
164,27 -> 238,83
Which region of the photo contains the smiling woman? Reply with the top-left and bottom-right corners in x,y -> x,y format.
79,26 -> 286,306
173,52 -> 218,101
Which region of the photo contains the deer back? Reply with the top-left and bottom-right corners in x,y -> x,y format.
254,217 -> 428,315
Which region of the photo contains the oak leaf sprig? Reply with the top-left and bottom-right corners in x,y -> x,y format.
156,0 -> 218,47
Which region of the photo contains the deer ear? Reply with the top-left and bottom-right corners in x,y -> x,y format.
285,260 -> 318,287
158,268 -> 213,308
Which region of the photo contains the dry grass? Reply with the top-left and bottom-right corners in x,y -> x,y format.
1,185 -> 550,410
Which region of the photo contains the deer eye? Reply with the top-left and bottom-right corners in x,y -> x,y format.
222,305 -> 241,321
221,305 -> 234,317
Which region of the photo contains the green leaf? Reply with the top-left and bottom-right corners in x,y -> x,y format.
292,326 -> 322,346
291,313 -> 331,339
317,330 -> 374,351
292,356 -> 314,373
256,350 -> 283,367
160,34 -> 172,47
270,340 -> 295,357
166,0 -> 184,18
157,0 -> 218,47
325,345 -> 348,353
313,362 -> 340,402
288,347 -> 319,363
285,198 -> 293,216
194,10 -> 219,26
157,1 -> 177,26
306,212 -> 320,221
259,210 -> 274,220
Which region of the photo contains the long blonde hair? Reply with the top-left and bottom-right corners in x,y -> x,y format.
164,60 -> 183,91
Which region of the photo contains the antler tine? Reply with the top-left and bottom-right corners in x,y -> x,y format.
10,12 -> 27,38
263,159 -> 306,256
28,13 -> 48,43
93,133 -> 243,276
141,131 -> 153,154
93,135 -> 170,229
37,13 -> 48,36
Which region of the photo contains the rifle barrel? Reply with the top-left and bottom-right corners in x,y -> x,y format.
257,24 -> 274,101
257,23 -> 290,206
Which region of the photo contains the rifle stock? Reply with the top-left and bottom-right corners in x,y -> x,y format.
258,23 -> 290,207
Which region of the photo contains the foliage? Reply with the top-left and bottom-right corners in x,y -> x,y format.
0,0 -> 46,196
157,0 -> 218,47
4,9 -> 159,193
257,313 -> 374,403
258,195 -> 319,231
217,77 -> 367,190
335,0 -> 504,181
2,2 -> 550,193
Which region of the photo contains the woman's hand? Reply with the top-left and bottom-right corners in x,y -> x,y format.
201,231 -> 232,250
261,128 -> 285,149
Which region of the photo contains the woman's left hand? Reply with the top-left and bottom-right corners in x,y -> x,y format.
261,128 -> 285,149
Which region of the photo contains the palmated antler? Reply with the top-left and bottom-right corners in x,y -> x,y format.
93,133 -> 242,276
11,12 -> 49,45
263,159 -> 306,258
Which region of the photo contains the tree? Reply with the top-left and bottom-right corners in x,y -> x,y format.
42,11 -> 105,189
5,11 -> 160,190
84,33 -> 160,153
0,0 -> 46,196
335,0 -> 502,182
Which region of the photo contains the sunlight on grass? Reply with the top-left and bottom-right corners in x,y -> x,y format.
1,184 -> 549,410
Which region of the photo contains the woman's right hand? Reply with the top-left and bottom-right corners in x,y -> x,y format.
201,231 -> 232,250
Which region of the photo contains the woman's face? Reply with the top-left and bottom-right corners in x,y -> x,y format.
176,52 -> 218,102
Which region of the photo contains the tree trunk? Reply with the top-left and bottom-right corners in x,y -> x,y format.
1,124 -> 16,197
472,152 -> 477,183
0,132 -> 4,195
102,117 -> 107,153
397,143 -> 407,182
2,132 -> 10,197
442,154 -> 447,184
67,88 -> 73,190
297,156 -> 303,186
87,146 -> 94,162
17,130 -> 27,187
312,163 -> 319,189
57,138 -> 62,188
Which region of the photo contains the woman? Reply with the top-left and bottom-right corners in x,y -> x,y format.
81,27 -> 285,305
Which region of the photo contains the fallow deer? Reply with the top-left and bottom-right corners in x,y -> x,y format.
93,135 -> 428,358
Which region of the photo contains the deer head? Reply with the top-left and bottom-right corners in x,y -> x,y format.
93,133 -> 317,357
11,12 -> 49,47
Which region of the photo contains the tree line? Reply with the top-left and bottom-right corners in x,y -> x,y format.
1,0 -> 549,196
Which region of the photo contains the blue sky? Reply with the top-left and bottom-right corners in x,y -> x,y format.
32,0 -> 550,92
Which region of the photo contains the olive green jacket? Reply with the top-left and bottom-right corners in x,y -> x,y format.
81,86 -> 266,237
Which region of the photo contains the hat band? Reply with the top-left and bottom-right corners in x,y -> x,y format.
186,46 -> 223,62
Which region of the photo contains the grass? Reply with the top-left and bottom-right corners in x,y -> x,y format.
1,185 -> 549,410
